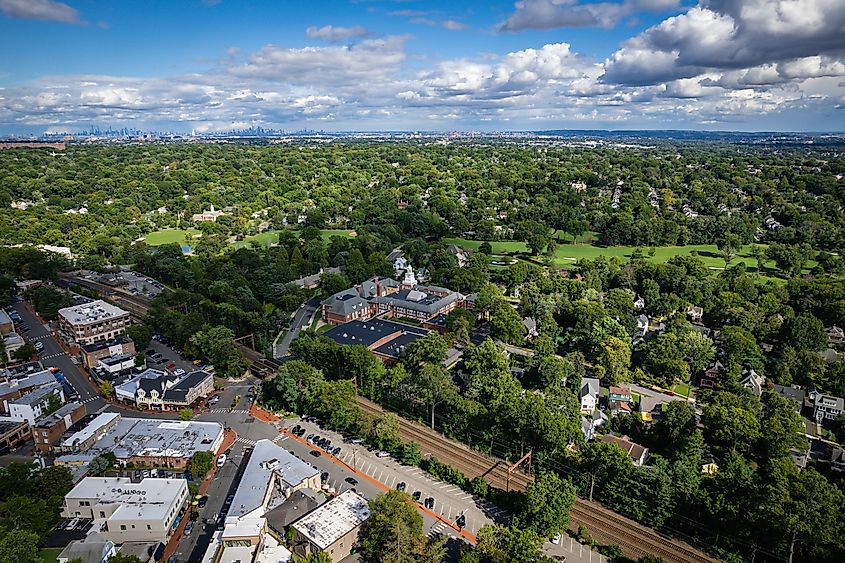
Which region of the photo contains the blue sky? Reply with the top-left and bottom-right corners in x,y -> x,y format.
1,0 -> 843,133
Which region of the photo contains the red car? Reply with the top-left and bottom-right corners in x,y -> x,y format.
166,362 -> 176,369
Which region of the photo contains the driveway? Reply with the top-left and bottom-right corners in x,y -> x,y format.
273,298 -> 319,358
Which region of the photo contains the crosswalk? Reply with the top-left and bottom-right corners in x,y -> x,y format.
236,437 -> 257,446
428,521 -> 447,538
39,352 -> 64,360
210,408 -> 249,414
81,396 -> 100,404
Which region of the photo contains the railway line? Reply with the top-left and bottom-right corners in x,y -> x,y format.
356,396 -> 717,563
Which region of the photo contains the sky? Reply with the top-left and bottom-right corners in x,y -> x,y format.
0,0 -> 843,133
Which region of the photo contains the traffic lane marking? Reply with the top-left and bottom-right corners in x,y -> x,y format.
279,427 -> 477,543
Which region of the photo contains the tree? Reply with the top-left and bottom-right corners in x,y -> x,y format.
45,391 -> 62,415
179,409 -> 193,421
0,529 -> 39,563
319,272 -> 350,299
780,313 -> 827,352
701,392 -> 761,455
293,553 -> 333,563
189,450 -> 213,481
767,242 -> 811,277
372,413 -> 402,452
186,325 -> 246,377
579,440 -> 634,504
403,332 -> 447,369
362,490 -> 442,562
717,234 -> 742,268
12,343 -> 35,361
594,336 -> 630,385
99,380 -> 114,399
515,471 -> 577,538
475,524 -> 550,563
491,302 -> 525,345
416,364 -> 458,429
108,555 -> 144,563
125,323 -> 153,349
679,330 -> 716,374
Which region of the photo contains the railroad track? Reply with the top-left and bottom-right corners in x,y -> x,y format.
356,396 -> 717,563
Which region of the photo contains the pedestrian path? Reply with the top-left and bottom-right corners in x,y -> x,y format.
428,521 -> 447,538
210,408 -> 249,414
236,437 -> 258,446
39,352 -> 64,360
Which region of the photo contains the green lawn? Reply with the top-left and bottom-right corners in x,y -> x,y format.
444,237 -> 814,279
144,228 -> 201,246
672,381 -> 692,398
39,548 -> 62,563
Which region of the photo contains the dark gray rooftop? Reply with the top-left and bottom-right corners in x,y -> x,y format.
324,318 -> 428,348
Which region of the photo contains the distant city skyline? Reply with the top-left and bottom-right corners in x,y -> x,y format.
1,0 -> 843,133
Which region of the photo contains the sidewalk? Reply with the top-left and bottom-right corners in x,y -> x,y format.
160,428 -> 237,561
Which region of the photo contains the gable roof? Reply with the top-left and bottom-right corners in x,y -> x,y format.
601,434 -> 648,462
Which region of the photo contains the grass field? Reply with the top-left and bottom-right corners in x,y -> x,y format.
443,237 -> 814,278
39,548 -> 62,563
144,228 -> 201,246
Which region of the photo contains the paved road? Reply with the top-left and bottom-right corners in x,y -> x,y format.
11,299 -> 105,412
273,298 -> 319,358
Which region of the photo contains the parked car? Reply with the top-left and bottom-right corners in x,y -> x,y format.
184,521 -> 194,535
412,491 -> 422,501
424,497 -> 435,510
216,454 -> 226,468
309,450 -> 321,458
396,482 -> 406,492
345,477 -> 358,486
198,496 -> 208,508
166,362 -> 176,369
376,451 -> 390,458
332,447 -> 341,456
321,471 -> 329,482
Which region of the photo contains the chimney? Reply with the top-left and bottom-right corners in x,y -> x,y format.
375,277 -> 382,297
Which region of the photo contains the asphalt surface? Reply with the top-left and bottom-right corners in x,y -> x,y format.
273,297 -> 319,358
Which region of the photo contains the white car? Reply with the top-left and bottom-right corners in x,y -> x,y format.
216,454 -> 227,468
551,533 -> 562,545
172,368 -> 186,376
376,451 -> 390,458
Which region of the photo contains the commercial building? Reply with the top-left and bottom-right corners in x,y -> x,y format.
321,276 -> 466,326
95,352 -> 138,379
81,336 -> 136,369
61,412 -> 121,452
0,418 -> 31,453
323,318 -> 428,364
32,401 -> 86,452
0,369 -> 58,413
2,332 -> 25,362
7,381 -> 64,425
61,476 -> 188,543
0,310 -> 13,334
58,300 -> 130,345
290,491 -> 370,563
114,369 -> 214,410
57,415 -> 223,469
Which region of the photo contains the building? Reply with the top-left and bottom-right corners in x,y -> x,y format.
0,310 -> 13,334
266,489 -> 325,536
57,415 -> 223,469
57,534 -> 116,563
291,491 -> 370,563
115,369 -> 214,410
81,336 -> 136,369
687,306 -> 704,323
61,412 -> 121,452
61,477 -> 188,543
700,361 -> 725,390
814,394 -> 844,422
827,326 -> 845,346
2,332 -> 26,362
7,381 -> 64,425
321,277 -> 466,326
94,352 -> 138,379
58,300 -> 130,345
601,434 -> 649,466
608,386 -> 632,403
32,401 -> 86,452
191,204 -> 228,222
580,378 -> 600,413
0,418 -> 31,453
740,369 -> 765,397
323,318 -> 428,364
772,384 -> 805,413
0,369 -> 58,413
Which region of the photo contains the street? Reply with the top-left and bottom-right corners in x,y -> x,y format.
273,297 -> 319,358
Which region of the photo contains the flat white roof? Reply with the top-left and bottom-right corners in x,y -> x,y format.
67,476 -> 186,520
292,491 -> 370,549
59,300 -> 129,326
62,412 -> 120,449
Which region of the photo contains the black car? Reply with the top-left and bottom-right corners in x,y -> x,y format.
198,496 -> 208,508
345,477 -> 358,486
396,482 -> 406,492
309,450 -> 321,458
412,491 -> 422,501
332,446 -> 341,456
424,497 -> 435,510
456,514 -> 466,529
321,471 -> 329,483
189,511 -> 200,521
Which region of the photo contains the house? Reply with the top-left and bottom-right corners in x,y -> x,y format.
115,369 -> 213,411
523,317 -> 538,339
608,386 -> 632,403
2,332 -> 25,362
601,434 -> 649,466
827,326 -> 845,346
61,477 -> 188,543
580,378 -> 600,413
771,384 -> 805,413
191,204 -> 228,222
813,393 -> 844,422
633,296 -> 646,311
687,306 -> 704,323
700,361 -> 725,389
446,244 -> 471,268
32,401 -> 86,452
580,410 -> 608,440
701,452 -> 719,475
7,382 -> 64,425
57,534 -> 116,563
290,491 -> 370,563
636,314 -> 650,335
609,401 -> 634,416
740,368 -> 765,397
